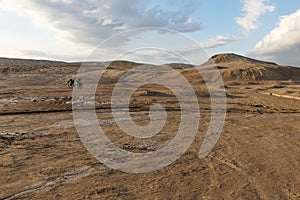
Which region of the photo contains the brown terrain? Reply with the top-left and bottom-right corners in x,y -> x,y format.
0,53 -> 300,199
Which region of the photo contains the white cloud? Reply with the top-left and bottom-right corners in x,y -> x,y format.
236,0 -> 275,31
202,35 -> 240,49
120,49 -> 188,65
250,9 -> 300,66
19,49 -> 47,58
0,0 -> 202,47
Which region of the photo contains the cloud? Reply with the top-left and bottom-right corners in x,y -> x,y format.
0,0 -> 202,47
202,35 -> 240,49
119,49 -> 188,65
250,9 -> 300,66
19,49 -> 48,58
236,0 -> 275,31
18,49 -> 86,61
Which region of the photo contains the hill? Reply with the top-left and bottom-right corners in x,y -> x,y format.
208,53 -> 300,81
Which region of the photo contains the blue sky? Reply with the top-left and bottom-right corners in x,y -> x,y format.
0,0 -> 299,66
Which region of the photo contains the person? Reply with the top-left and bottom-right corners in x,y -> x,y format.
67,78 -> 75,87
67,78 -> 82,88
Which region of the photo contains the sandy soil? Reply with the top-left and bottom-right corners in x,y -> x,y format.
0,56 -> 300,199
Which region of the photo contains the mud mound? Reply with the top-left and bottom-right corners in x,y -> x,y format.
210,53 -> 277,65
208,53 -> 300,81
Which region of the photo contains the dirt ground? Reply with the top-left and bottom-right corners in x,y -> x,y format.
0,58 -> 300,199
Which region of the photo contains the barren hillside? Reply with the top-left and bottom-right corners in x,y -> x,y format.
208,53 -> 300,81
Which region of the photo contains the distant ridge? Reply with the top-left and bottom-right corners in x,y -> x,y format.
0,54 -> 299,81
0,57 -> 66,67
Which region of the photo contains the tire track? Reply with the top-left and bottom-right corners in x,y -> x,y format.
1,163 -> 108,200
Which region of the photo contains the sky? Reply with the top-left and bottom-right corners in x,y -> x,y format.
0,0 -> 299,66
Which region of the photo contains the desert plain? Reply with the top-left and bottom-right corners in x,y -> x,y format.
0,54 -> 300,199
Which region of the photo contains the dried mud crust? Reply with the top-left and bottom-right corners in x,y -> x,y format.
0,112 -> 299,199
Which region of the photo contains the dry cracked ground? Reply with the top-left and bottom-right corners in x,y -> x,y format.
0,55 -> 300,199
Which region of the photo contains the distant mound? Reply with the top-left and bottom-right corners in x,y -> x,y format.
210,53 -> 277,65
208,53 -> 300,81
0,57 -> 71,74
0,57 -> 66,67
